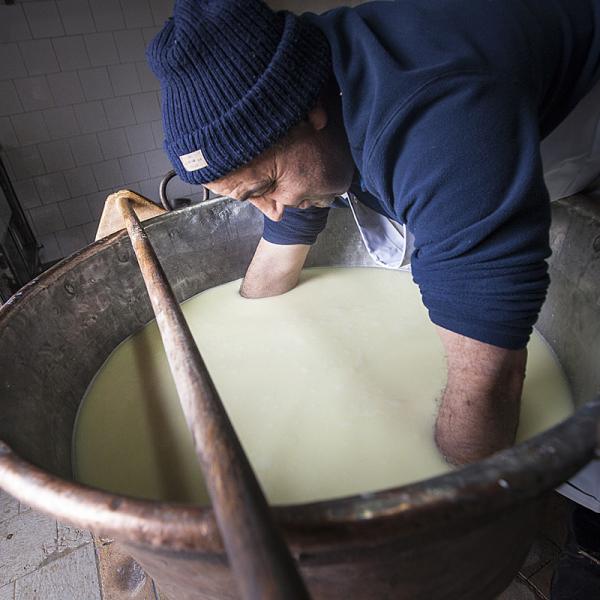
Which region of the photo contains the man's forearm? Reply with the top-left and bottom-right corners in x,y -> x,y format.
434,326 -> 527,465
240,238 -> 311,299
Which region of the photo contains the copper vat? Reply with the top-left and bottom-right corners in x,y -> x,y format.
0,195 -> 599,599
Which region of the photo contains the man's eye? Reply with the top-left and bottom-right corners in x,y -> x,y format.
251,180 -> 276,199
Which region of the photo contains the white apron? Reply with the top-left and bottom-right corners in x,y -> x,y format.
348,76 -> 600,511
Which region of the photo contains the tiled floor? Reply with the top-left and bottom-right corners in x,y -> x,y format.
1,487 -> 570,600
0,490 -> 99,599
0,489 -> 158,600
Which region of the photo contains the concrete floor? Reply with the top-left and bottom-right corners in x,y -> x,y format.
1,487 -> 569,600
0,488 -> 160,600
1,489 -> 100,599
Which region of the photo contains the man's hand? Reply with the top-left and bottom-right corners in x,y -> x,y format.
434,326 -> 527,466
240,238 -> 311,298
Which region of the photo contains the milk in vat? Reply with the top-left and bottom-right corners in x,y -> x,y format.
73,267 -> 573,504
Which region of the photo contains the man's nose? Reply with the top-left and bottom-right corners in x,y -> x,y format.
249,198 -> 285,221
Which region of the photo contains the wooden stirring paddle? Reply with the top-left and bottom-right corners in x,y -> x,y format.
99,189 -> 310,600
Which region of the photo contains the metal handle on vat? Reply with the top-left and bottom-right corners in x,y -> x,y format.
116,192 -> 310,600
159,169 -> 210,211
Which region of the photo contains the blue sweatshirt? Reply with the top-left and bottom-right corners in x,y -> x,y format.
263,0 -> 600,350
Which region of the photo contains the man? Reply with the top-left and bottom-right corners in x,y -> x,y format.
147,0 -> 600,594
148,0 -> 600,465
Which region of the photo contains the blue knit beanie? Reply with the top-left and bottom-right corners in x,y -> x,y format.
146,0 -> 332,185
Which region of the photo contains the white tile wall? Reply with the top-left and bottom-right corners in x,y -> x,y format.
47,71 -> 85,105
126,123 -> 155,154
84,32 -> 119,67
97,127 -> 130,159
38,140 -> 75,172
103,96 -> 136,128
58,196 -> 92,228
150,119 -> 163,146
120,153 -> 149,182
52,35 -> 89,70
114,28 -> 146,63
130,90 -> 160,123
19,39 -> 59,75
92,158 -> 123,189
108,63 -> 141,96
141,25 -> 161,46
149,0 -> 171,26
138,175 -> 162,201
12,179 -> 40,209
0,118 -> 18,148
81,221 -> 98,243
69,133 -> 103,166
11,111 -> 49,145
0,0 -> 359,266
86,190 -> 107,219
57,0 -> 96,36
42,105 -> 80,139
0,82 -> 23,116
23,2 -> 64,39
6,146 -> 45,180
0,44 -> 28,80
122,0 -> 154,29
0,4 -> 31,43
27,203 -> 65,235
144,147 -> 170,175
73,100 -> 108,133
34,172 -> 70,203
0,0 -> 175,265
64,165 -> 97,196
14,76 -> 54,111
79,66 -> 113,101
89,0 -> 125,32
136,60 -> 160,92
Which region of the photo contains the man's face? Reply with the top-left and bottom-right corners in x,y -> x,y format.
205,106 -> 355,221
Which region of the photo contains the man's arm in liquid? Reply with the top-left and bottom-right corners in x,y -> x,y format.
434,326 -> 527,465
240,238 -> 311,298
242,239 -> 526,466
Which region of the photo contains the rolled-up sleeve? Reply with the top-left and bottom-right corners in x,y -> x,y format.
262,206 -> 330,245
367,72 -> 551,349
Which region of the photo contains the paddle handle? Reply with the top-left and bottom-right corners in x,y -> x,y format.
118,194 -> 310,600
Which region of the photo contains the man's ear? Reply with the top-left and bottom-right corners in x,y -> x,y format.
307,105 -> 328,131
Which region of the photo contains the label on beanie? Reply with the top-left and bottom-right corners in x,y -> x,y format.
179,149 -> 208,172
